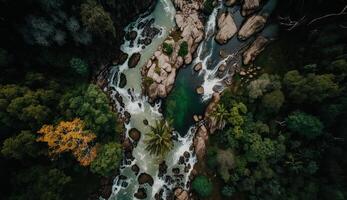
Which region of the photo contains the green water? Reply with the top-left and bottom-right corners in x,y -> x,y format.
163,67 -> 207,134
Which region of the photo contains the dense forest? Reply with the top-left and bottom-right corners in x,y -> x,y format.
0,0 -> 155,199
0,0 -> 347,200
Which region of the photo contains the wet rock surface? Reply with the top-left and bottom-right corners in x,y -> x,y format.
142,0 -> 205,101
193,125 -> 208,161
242,0 -> 262,16
174,187 -> 189,200
131,164 -> 140,176
215,11 -> 237,44
159,161 -> 168,177
129,128 -> 141,141
238,15 -> 267,40
119,73 -> 127,88
193,62 -> 202,72
134,187 -> 147,199
225,0 -> 236,7
138,173 -> 154,186
128,52 -> 141,68
243,35 -> 269,65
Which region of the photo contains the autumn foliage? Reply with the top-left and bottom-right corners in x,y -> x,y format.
37,118 -> 97,166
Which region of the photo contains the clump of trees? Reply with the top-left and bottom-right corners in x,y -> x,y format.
37,118 -> 97,166
204,24 -> 347,199
192,175 -> 213,198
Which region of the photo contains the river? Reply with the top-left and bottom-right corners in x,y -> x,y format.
107,0 -> 276,199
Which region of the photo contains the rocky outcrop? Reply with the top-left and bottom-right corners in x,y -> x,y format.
193,125 -> 208,161
128,53 -> 141,68
242,0 -> 262,16
174,187 -> 189,200
142,0 -> 205,101
215,11 -> 237,44
238,15 -> 267,40
243,35 -> 269,65
174,1 -> 204,64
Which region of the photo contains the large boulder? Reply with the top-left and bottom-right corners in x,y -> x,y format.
119,73 -> 127,88
129,128 -> 141,142
134,188 -> 147,199
138,173 -> 154,186
238,15 -> 267,40
117,51 -> 129,65
242,0 -> 261,16
243,35 -> 269,65
215,11 -> 237,44
193,125 -> 208,161
174,187 -> 189,200
194,62 -> 202,72
126,30 -> 138,41
225,0 -> 236,6
128,52 -> 141,68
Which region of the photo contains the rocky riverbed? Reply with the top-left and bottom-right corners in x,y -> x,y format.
95,0 -> 279,199
141,0 -> 205,102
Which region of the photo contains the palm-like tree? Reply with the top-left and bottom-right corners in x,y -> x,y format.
211,103 -> 228,130
144,120 -> 174,157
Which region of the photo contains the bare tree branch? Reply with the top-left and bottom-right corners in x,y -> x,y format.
308,5 -> 347,25
278,16 -> 306,31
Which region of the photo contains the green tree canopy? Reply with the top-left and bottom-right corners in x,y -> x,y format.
10,166 -> 71,200
262,89 -> 285,113
1,131 -> 40,159
91,142 -> 122,176
70,57 -> 89,77
81,0 -> 116,38
283,70 -> 339,103
59,84 -> 118,139
192,175 -> 213,198
286,111 -> 324,139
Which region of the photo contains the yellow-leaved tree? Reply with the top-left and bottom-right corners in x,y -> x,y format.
37,118 -> 97,166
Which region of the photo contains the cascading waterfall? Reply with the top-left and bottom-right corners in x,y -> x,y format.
193,1 -> 229,101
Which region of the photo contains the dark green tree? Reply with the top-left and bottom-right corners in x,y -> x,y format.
91,142 -> 122,176
191,175 -> 213,198
1,131 -> 40,159
10,166 -> 71,200
81,0 -> 116,38
286,111 -> 324,139
59,84 -> 118,139
70,57 -> 89,77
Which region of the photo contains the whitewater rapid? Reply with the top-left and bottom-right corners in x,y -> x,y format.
107,1 -> 198,199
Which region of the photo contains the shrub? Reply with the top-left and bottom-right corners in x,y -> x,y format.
70,57 -> 89,77
163,42 -> 173,55
192,175 -> 213,198
143,77 -> 154,87
178,41 -> 188,57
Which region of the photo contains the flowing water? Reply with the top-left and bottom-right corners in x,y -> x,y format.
108,0 -> 197,199
107,0 -> 276,199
